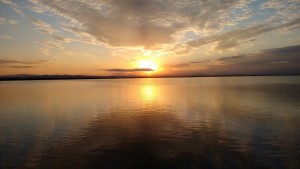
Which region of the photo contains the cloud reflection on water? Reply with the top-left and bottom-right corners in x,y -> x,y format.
0,77 -> 299,169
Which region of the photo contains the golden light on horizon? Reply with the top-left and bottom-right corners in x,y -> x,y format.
139,60 -> 158,71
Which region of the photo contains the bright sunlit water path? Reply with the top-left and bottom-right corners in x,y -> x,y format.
0,76 -> 300,169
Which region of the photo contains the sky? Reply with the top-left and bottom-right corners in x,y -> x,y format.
0,0 -> 299,76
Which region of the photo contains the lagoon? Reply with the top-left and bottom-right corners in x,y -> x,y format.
0,76 -> 299,169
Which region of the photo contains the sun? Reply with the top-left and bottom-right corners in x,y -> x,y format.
139,60 -> 158,71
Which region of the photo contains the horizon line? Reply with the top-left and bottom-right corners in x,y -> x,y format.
0,73 -> 300,81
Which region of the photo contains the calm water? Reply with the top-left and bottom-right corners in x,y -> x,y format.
0,76 -> 299,169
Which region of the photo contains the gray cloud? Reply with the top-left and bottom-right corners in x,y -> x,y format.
31,18 -> 56,35
203,45 -> 300,75
168,45 -> 300,75
31,19 -> 70,41
260,0 -> 286,9
7,65 -> 36,68
26,4 -> 47,13
0,17 -> 18,25
42,41 -> 63,49
31,18 -> 71,47
0,59 -> 48,64
171,63 -> 191,68
260,0 -> 300,11
188,18 -> 300,51
28,0 -> 255,49
106,68 -> 154,72
215,45 -> 300,65
0,0 -> 24,16
3,0 -> 299,55
52,35 -> 71,42
170,61 -> 207,68
0,59 -> 48,69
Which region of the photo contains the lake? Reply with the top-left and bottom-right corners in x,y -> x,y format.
0,76 -> 299,169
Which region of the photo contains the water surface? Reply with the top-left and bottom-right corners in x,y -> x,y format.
0,76 -> 299,169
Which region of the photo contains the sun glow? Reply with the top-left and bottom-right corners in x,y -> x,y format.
141,85 -> 157,102
139,60 -> 158,71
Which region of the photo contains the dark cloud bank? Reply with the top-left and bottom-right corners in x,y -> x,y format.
0,45 -> 299,80
0,59 -> 48,69
171,44 -> 300,76
106,68 -> 154,72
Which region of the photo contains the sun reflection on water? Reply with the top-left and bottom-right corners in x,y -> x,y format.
140,84 -> 157,102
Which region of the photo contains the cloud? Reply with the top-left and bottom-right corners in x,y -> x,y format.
36,41 -> 63,56
270,61 -> 288,64
260,0 -> 287,9
188,18 -> 300,52
26,5 -> 47,13
172,45 -> 191,55
0,59 -> 48,64
125,57 -> 138,63
106,68 -> 154,72
31,18 -> 72,44
170,61 -> 206,68
168,44 -> 300,75
0,17 -> 18,24
0,0 -> 24,16
31,18 -> 56,35
52,35 -> 71,42
29,18 -> 68,52
223,44 -> 300,66
0,59 -> 48,69
260,0 -> 299,11
7,65 -> 36,68
30,18 -> 71,53
28,0 -> 255,50
1,0 -> 297,56
42,41 -> 63,49
63,27 -> 101,46
0,35 -> 12,39
193,45 -> 300,75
